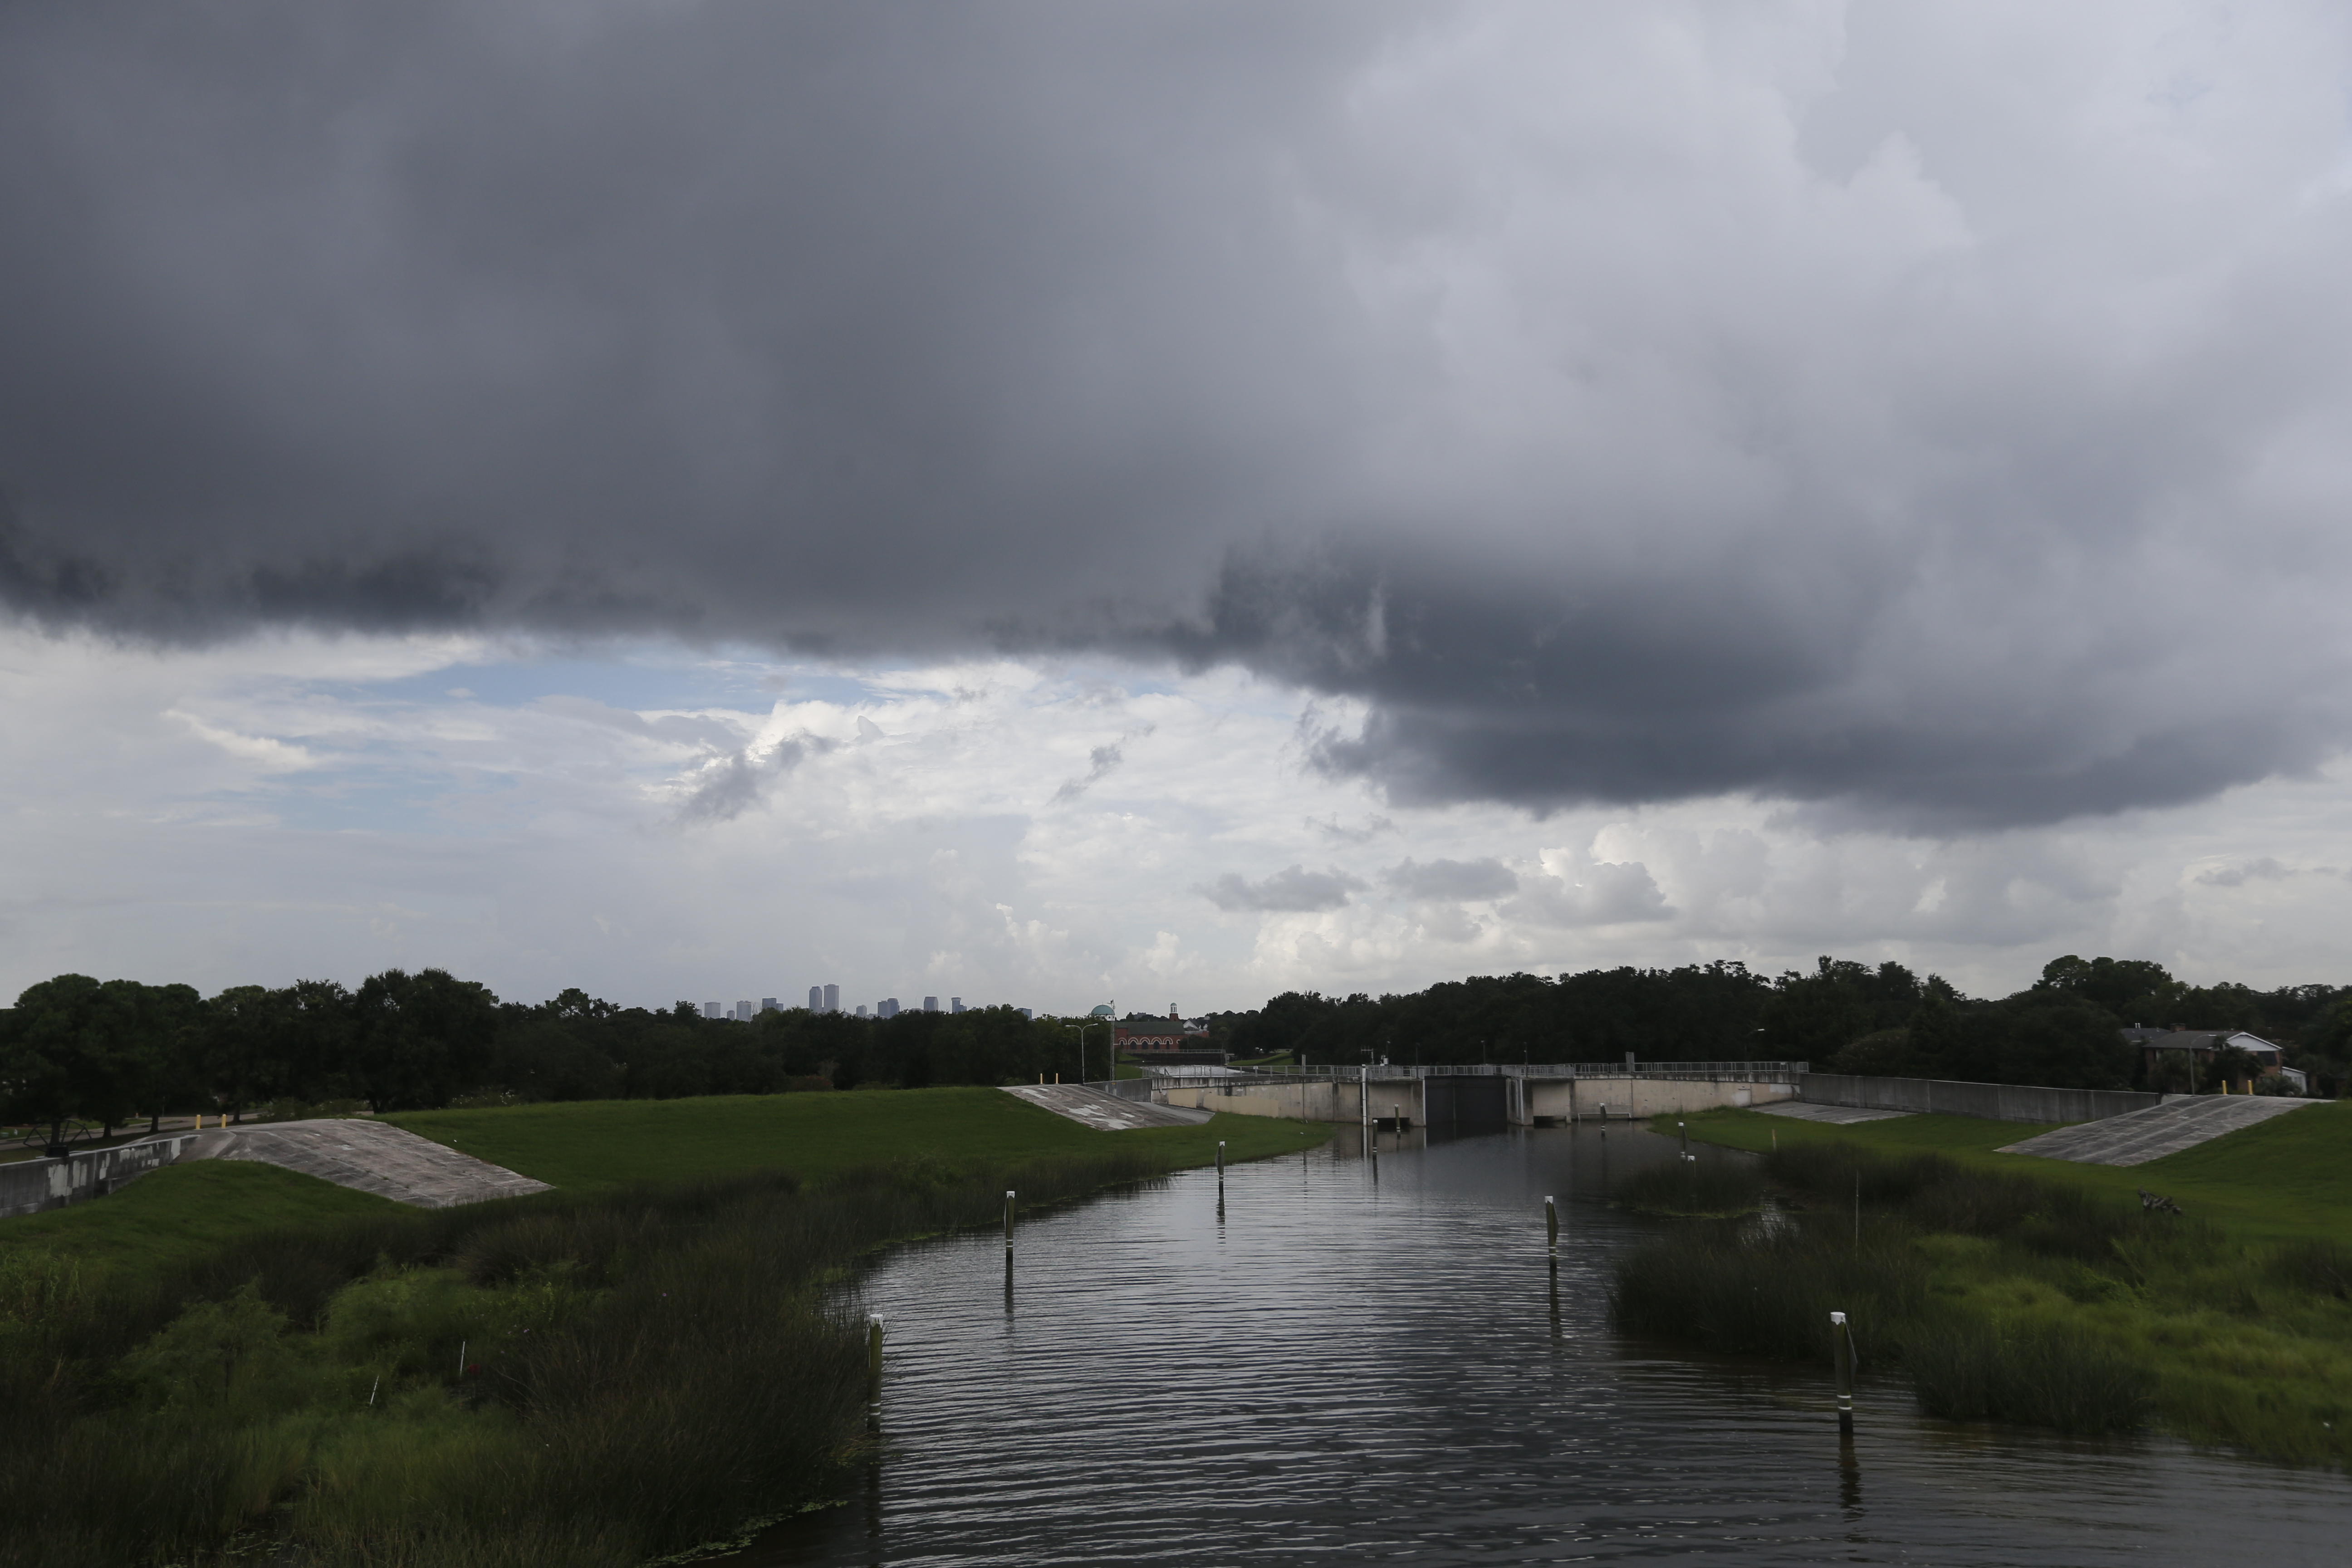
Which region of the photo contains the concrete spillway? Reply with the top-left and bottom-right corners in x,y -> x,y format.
1999,1094 -> 2311,1166
193,1118 -> 551,1206
1003,1084 -> 1215,1131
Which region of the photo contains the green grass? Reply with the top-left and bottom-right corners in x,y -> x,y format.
386,1088 -> 1320,1191
0,1161 -> 398,1274
1679,1102 -> 2352,1245
1648,1107 -> 2352,1464
1,1153 -> 1194,1568
0,1087 -> 1335,1567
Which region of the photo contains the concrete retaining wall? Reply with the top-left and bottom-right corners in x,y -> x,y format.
1521,1076 -> 1795,1122
1159,1077 -> 1425,1124
0,1132 -> 201,1220
1158,1072 -> 1797,1126
1797,1073 -> 2157,1124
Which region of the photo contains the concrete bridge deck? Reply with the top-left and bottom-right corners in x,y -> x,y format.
1999,1094 -> 2311,1166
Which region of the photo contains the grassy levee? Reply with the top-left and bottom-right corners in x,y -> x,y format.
1626,1103 -> 2352,1466
0,1091 -> 1328,1566
383,1086 -> 1315,1192
1680,1101 -> 2352,1243
0,1160 -> 401,1275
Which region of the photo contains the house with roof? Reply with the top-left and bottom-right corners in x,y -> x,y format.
2121,1027 -> 2305,1093
1114,1011 -> 1227,1066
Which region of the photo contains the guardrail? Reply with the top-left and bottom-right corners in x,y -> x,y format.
1100,1061 -> 1806,1095
1201,1061 -> 1806,1082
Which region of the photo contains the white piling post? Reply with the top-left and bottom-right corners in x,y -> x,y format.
1831,1310 -> 1855,1435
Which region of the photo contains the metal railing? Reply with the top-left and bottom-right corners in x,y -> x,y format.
1111,1061 -> 1806,1094
1212,1061 -> 1805,1082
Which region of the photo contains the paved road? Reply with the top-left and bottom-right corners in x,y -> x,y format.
1999,1094 -> 2311,1166
191,1117 -> 551,1206
1003,1084 -> 1215,1130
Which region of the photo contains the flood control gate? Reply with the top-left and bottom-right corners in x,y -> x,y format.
1422,1074 -> 1509,1132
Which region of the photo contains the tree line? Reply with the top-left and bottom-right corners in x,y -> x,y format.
1215,953 -> 2352,1095
6,951 -> 2346,1147
0,973 -> 1100,1148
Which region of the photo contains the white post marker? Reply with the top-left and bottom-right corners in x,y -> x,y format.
1830,1310 -> 1856,1435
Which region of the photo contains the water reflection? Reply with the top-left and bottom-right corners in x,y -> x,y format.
745,1123 -> 2352,1566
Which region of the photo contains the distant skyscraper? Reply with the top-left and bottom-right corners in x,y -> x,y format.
735,1000 -> 753,1021
1019,1008 -> 1033,1020
923,996 -> 939,1013
880,997 -> 900,1019
809,985 -> 823,1010
702,1002 -> 721,1019
761,998 -> 779,1013
856,1003 -> 869,1018
950,996 -> 964,1014
823,983 -> 839,1013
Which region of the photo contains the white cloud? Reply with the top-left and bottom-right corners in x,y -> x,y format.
10,628 -> 2352,1013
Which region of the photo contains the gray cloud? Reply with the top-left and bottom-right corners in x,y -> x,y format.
1382,856 -> 1519,902
675,735 -> 830,824
1052,729 -> 1151,805
1198,865 -> 1365,914
1504,859 -> 1672,928
2195,858 -> 2346,888
5,4 -> 2352,826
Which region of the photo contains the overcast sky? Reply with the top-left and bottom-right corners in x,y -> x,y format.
6,3 -> 2352,1013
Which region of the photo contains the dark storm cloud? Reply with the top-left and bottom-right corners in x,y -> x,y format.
5,2 -> 2352,827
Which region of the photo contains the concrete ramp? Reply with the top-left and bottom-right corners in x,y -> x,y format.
1003,1084 -> 1214,1131
1999,1095 -> 2311,1167
193,1118 -> 551,1207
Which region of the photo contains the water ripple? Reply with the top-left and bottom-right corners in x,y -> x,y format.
745,1127 -> 2352,1565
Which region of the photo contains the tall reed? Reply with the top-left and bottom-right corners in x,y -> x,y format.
0,1147 -> 1175,1567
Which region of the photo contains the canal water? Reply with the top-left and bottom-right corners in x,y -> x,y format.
749,1123 -> 2352,1565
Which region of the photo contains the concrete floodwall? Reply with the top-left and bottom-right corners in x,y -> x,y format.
1521,1076 -> 1795,1123
1157,1071 -> 1798,1126
1159,1075 -> 1429,1125
1797,1073 -> 2157,1124
0,1132 -> 201,1220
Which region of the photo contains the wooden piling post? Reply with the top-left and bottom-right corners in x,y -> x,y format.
1216,1141 -> 1225,1181
866,1315 -> 885,1399
1678,1119 -> 1687,1157
1004,1189 -> 1015,1248
1544,1195 -> 1558,1254
1831,1310 -> 1855,1435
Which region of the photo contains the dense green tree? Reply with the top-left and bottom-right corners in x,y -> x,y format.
0,975 -> 199,1149
2034,956 -> 2182,1027
348,969 -> 500,1111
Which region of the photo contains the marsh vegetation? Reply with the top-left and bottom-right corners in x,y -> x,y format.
1612,1141 -> 2352,1457
0,1146 -> 1198,1568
